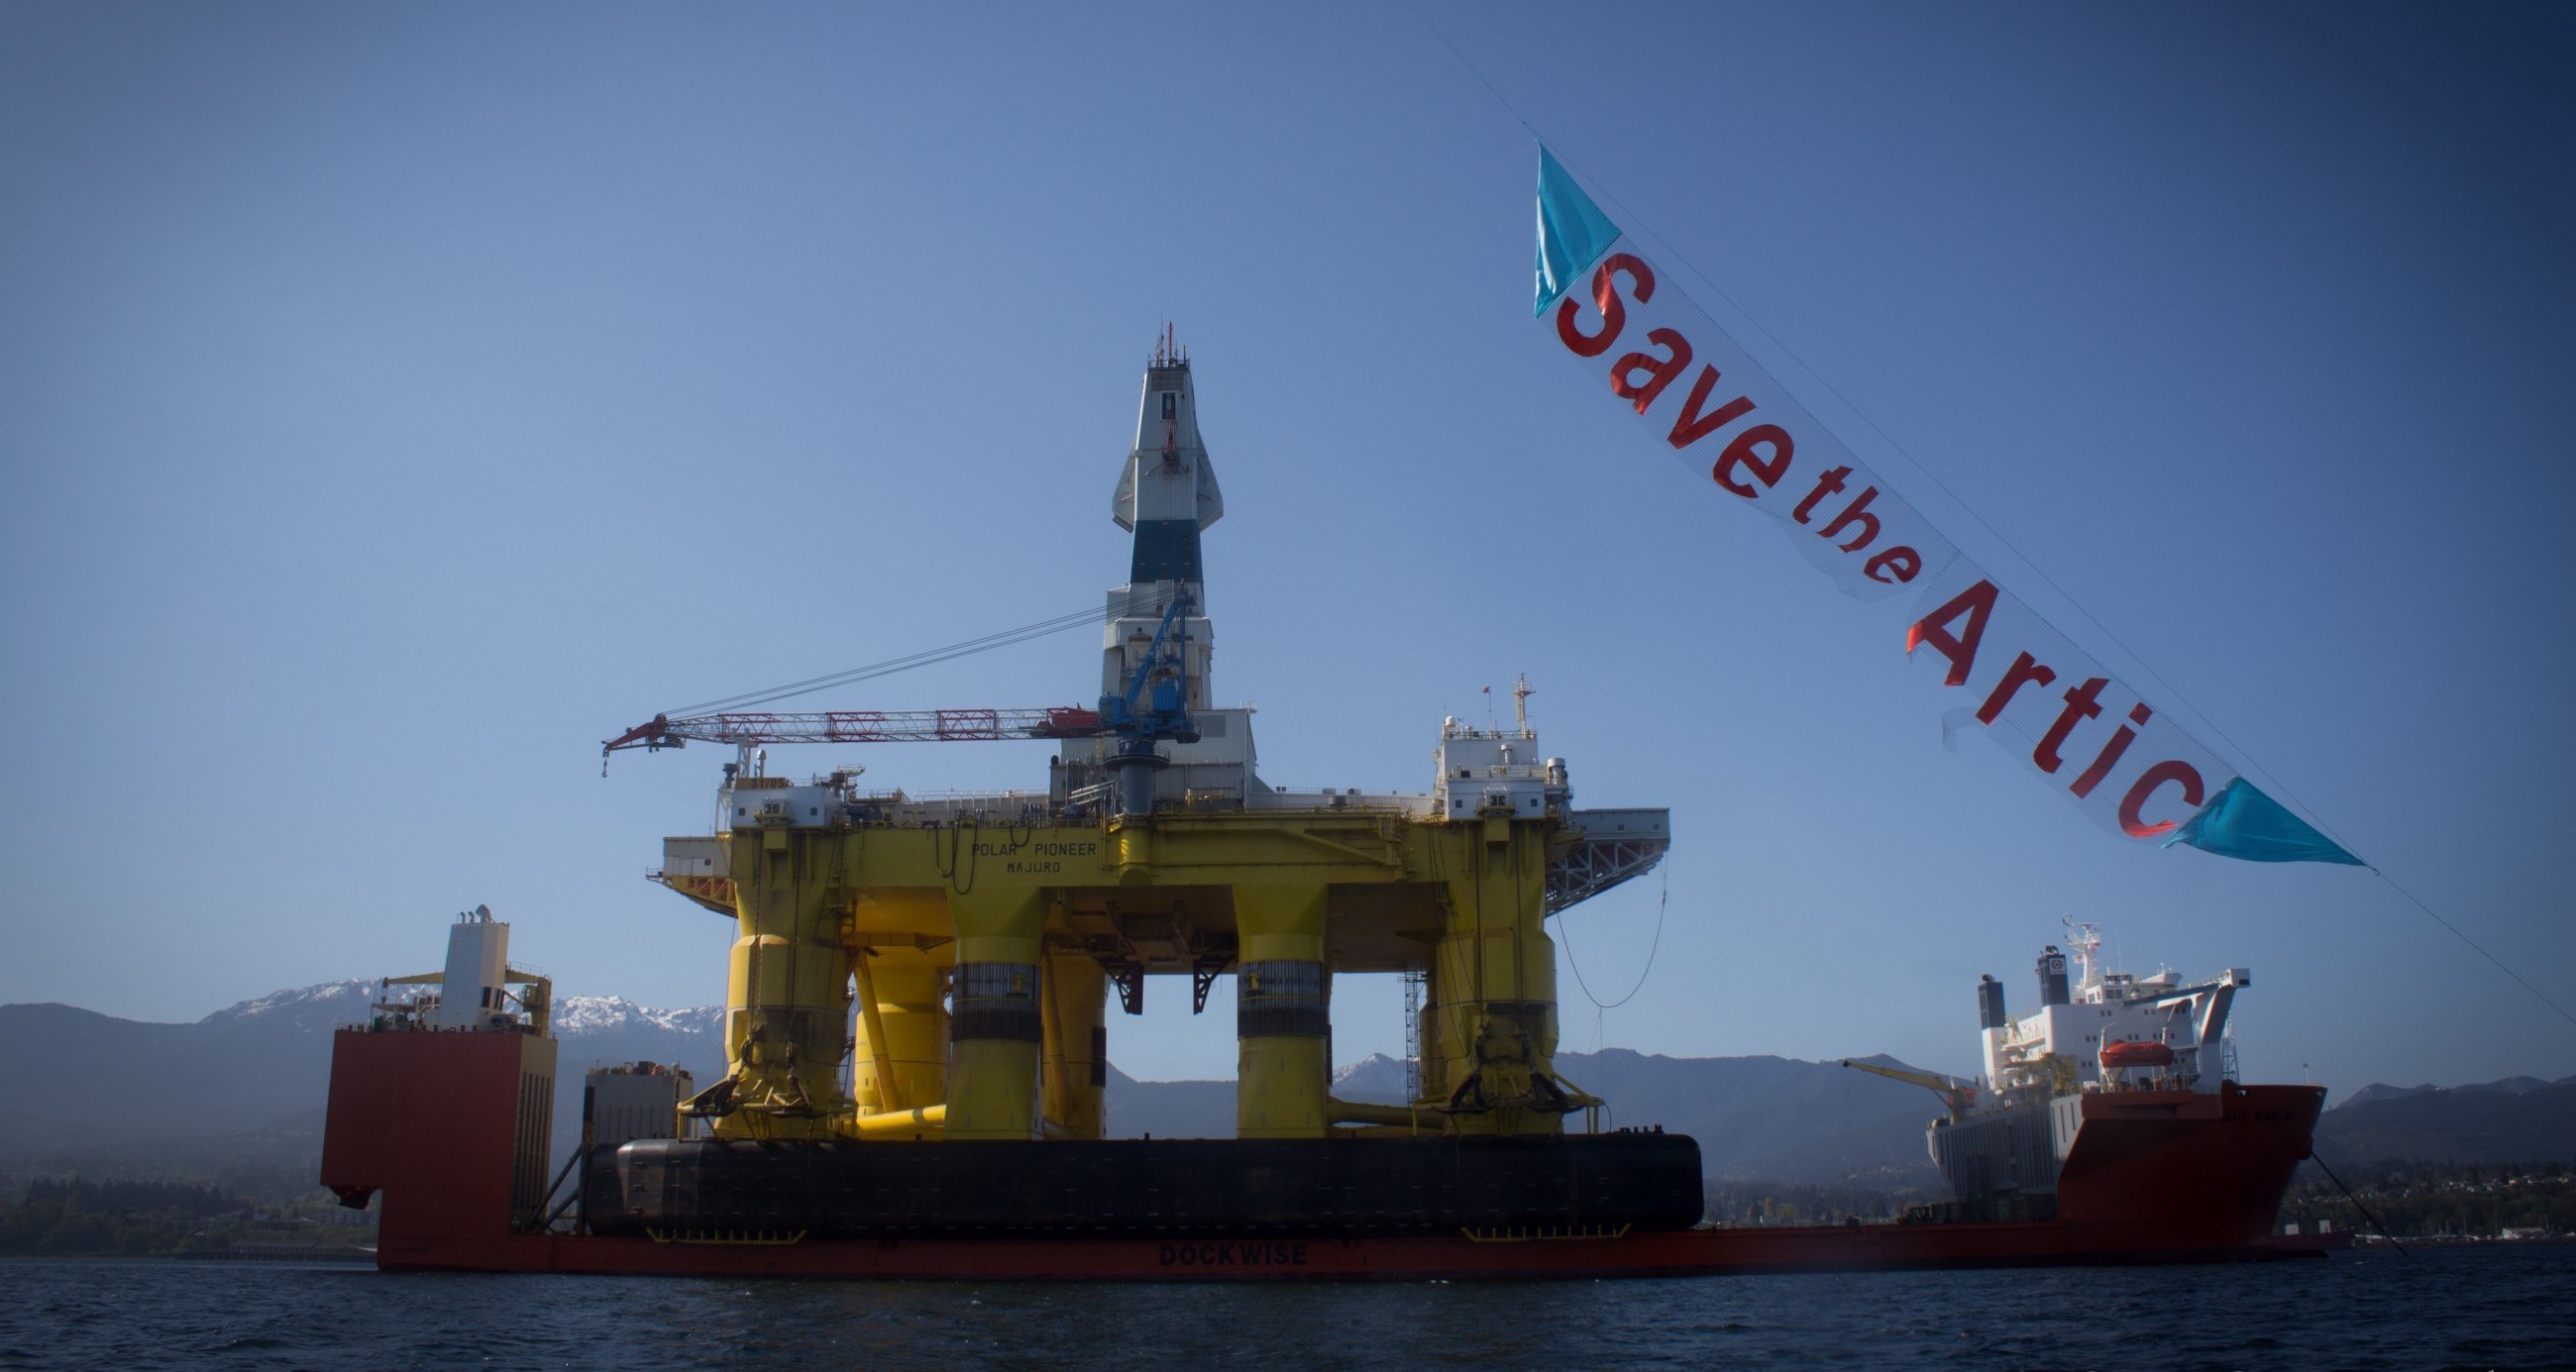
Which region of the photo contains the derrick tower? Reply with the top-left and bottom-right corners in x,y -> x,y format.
653,336 -> 1670,1145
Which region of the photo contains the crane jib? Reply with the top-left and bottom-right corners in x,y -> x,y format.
604,707 -> 1107,754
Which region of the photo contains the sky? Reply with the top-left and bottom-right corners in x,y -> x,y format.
3,1 -> 2570,1095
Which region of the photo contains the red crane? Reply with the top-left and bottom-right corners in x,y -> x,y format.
603,706 -> 1105,762
600,593 -> 1187,771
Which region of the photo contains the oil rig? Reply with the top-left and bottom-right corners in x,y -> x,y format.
324,336 -> 1695,1271
617,331 -> 1673,1156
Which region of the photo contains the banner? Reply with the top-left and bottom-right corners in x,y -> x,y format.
1902,558 -> 2237,840
1536,150 -> 1958,604
1534,146 -> 2359,864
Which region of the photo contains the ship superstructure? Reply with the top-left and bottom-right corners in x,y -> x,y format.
1914,924 -> 2322,1238
1978,920 -> 2246,1098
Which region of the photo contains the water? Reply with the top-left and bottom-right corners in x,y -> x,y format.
2,1246 -> 2569,1370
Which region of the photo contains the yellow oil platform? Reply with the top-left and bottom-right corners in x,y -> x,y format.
632,334 -> 1668,1148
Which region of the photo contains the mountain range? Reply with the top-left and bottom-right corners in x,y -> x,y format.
2334,1076 -> 2567,1108
3,983 -> 2564,1197
2314,1075 -> 2576,1168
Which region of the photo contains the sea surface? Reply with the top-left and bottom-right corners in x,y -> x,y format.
2,1245 -> 2569,1371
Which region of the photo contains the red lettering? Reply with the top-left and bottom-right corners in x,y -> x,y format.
1907,580 -> 1997,686
1864,546 -> 1922,583
1817,486 -> 1882,552
1711,423 -> 1794,498
1556,253 -> 1653,359
1611,328 -> 1693,414
1976,652 -> 2057,725
2033,677 -> 2108,774
2119,760 -> 2206,837
1792,466 -> 1850,524
2070,703 -> 2152,798
1664,366 -> 1756,450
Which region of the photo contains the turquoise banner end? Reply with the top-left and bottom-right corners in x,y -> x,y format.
2165,778 -> 2364,866
1535,146 -> 1621,317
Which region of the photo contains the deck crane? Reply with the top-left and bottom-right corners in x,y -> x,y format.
603,593 -> 1200,813
1840,1059 -> 1979,1122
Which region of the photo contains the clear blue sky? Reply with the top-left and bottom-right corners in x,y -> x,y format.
4,2 -> 2569,1093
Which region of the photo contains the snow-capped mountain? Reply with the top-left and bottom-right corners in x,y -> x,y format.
551,995 -> 724,1038
197,979 -> 378,1034
189,980 -> 727,1068
1331,1053 -> 1408,1104
0,980 -> 731,1172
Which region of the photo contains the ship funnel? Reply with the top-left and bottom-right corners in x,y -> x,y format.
2036,946 -> 2070,1006
1977,974 -> 2007,1030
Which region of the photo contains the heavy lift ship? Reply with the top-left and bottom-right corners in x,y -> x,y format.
321,339 -> 2327,1278
1850,922 -> 2335,1252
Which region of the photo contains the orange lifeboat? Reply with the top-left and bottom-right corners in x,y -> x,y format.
2101,1039 -> 2175,1070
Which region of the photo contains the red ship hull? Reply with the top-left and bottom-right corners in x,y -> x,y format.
324,1030 -> 2332,1279
2053,1084 -> 2328,1249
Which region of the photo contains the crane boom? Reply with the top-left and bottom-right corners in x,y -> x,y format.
1840,1058 -> 1978,1121
604,592 -> 1187,773
604,706 -> 1105,759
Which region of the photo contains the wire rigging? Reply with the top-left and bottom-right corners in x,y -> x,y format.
1561,867 -> 1667,1013
2308,1150 -> 2408,1255
663,590 -> 1171,717
2377,871 -> 2576,1029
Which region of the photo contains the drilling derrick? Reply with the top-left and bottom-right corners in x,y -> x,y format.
646,334 -> 1671,1164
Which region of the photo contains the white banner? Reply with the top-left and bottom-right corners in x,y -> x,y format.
1904,559 -> 2238,839
1538,240 -> 1962,602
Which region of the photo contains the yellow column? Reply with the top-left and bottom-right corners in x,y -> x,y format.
851,947 -> 949,1117
718,827 -> 850,1139
1431,821 -> 1562,1136
1234,884 -> 1331,1138
1044,952 -> 1108,1139
943,886 -> 1047,1139
850,947 -> 899,1113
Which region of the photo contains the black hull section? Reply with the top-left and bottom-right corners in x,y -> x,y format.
584,1133 -> 1705,1238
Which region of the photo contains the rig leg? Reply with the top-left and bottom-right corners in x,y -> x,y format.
852,947 -> 949,1121
1433,822 -> 1562,1137
944,887 -> 1048,1139
1234,884 -> 1331,1139
718,828 -> 851,1138
1043,951 -> 1108,1139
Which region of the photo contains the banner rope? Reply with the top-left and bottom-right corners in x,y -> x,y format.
2374,871 -> 2575,1028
